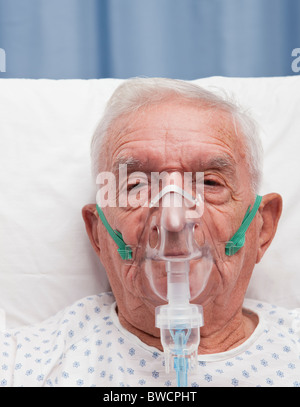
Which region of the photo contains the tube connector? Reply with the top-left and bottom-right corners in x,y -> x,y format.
155,300 -> 203,380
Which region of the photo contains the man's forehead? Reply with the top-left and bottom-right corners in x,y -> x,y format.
105,100 -> 245,173
110,98 -> 237,138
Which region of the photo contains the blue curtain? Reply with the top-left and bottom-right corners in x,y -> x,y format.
0,0 -> 300,79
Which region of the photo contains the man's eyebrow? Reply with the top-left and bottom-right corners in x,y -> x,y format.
201,155 -> 236,177
205,156 -> 235,170
112,157 -> 146,174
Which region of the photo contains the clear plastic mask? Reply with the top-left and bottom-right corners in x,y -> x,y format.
142,184 -> 213,304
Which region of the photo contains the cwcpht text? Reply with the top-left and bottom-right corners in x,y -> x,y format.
147,391 -> 197,402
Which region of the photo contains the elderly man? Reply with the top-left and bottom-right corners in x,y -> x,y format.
0,78 -> 299,388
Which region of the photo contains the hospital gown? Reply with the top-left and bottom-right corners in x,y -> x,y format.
0,292 -> 299,387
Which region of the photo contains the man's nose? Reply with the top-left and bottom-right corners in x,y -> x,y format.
161,192 -> 186,232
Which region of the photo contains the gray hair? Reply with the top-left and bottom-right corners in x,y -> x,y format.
91,77 -> 263,193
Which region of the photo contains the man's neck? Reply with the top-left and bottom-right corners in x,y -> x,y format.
197,307 -> 258,354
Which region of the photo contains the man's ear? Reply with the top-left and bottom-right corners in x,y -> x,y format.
256,193 -> 283,263
82,204 -> 101,256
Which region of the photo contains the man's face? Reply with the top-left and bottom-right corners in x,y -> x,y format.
96,99 -> 260,336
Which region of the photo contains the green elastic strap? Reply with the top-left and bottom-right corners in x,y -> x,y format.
225,195 -> 262,256
96,204 -> 132,260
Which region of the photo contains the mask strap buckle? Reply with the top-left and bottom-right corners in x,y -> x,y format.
225,195 -> 262,256
96,204 -> 132,260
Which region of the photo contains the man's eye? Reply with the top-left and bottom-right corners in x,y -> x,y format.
128,183 -> 139,191
204,179 -> 221,187
128,181 -> 146,191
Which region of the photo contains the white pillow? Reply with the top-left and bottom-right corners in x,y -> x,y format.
0,76 -> 299,329
0,79 -> 121,328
